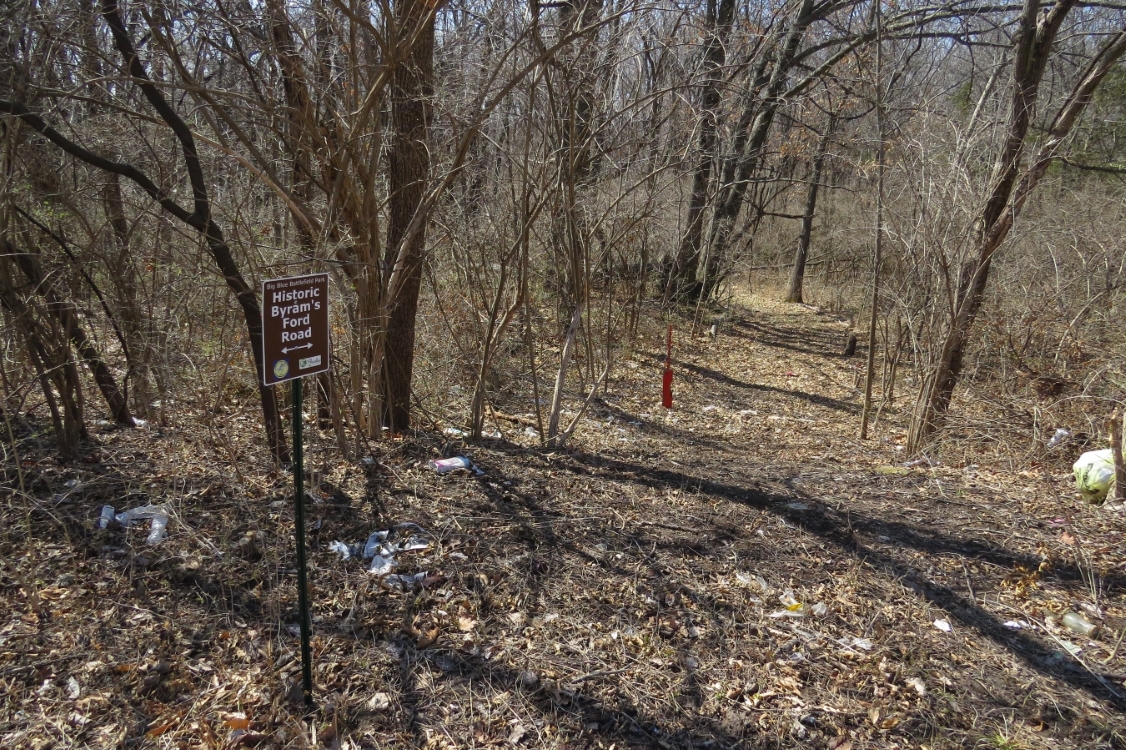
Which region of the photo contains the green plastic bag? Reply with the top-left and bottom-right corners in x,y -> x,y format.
1073,449 -> 1116,504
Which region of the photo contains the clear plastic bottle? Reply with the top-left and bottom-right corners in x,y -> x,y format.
146,515 -> 169,545
1061,611 -> 1099,638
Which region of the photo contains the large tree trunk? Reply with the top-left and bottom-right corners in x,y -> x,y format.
784,120 -> 832,304
663,0 -> 737,301
907,3 -> 1126,453
382,0 -> 435,433
102,172 -> 152,418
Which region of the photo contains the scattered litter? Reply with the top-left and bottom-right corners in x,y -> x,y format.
1003,620 -> 1029,630
734,572 -> 769,592
905,677 -> 926,696
1074,449 -> 1115,503
850,637 -> 874,651
933,619 -> 952,633
769,590 -> 804,617
1080,601 -> 1104,618
65,676 -> 81,700
360,456 -> 376,466
367,692 -> 392,711
328,540 -> 362,560
383,572 -> 428,591
330,523 -> 432,576
429,456 -> 484,476
786,502 -> 810,511
1059,640 -> 1083,657
369,555 -> 396,576
1047,428 -> 1071,449
147,515 -> 169,545
443,427 -> 468,438
482,428 -> 502,439
768,590 -> 826,618
1061,611 -> 1099,638
97,504 -> 170,545
524,427 -> 539,439
1047,517 -> 1066,526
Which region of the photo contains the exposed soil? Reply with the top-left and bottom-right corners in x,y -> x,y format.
3,292 -> 1125,749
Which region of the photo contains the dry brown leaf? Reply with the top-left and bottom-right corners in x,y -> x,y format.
416,628 -> 440,648
146,719 -> 177,737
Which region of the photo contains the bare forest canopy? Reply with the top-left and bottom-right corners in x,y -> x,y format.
2,0 -> 1126,462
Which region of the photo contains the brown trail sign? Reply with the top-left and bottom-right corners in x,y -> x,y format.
261,273 -> 330,386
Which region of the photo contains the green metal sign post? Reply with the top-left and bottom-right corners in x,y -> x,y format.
261,273 -> 330,708
291,377 -> 313,707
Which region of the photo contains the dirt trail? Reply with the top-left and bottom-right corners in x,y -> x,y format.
3,293 -> 1125,749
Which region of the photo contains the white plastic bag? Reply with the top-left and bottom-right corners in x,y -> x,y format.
1073,449 -> 1116,504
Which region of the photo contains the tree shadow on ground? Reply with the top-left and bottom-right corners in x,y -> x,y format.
635,352 -> 860,415
556,450 -> 1126,712
727,318 -> 853,359
384,635 -> 753,749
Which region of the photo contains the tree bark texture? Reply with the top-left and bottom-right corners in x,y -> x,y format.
664,0 -> 737,301
382,0 -> 435,432
784,121 -> 832,304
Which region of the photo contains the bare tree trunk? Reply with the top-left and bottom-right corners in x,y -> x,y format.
102,172 -> 151,418
784,119 -> 833,304
0,255 -> 87,458
382,0 -> 435,433
907,4 -> 1126,453
860,8 -> 884,441
7,239 -> 132,425
547,301 -> 583,447
663,0 -> 736,301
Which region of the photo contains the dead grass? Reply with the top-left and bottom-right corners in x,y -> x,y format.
2,290 -> 1125,749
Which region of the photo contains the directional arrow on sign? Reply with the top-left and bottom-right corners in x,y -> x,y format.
282,344 -> 313,354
